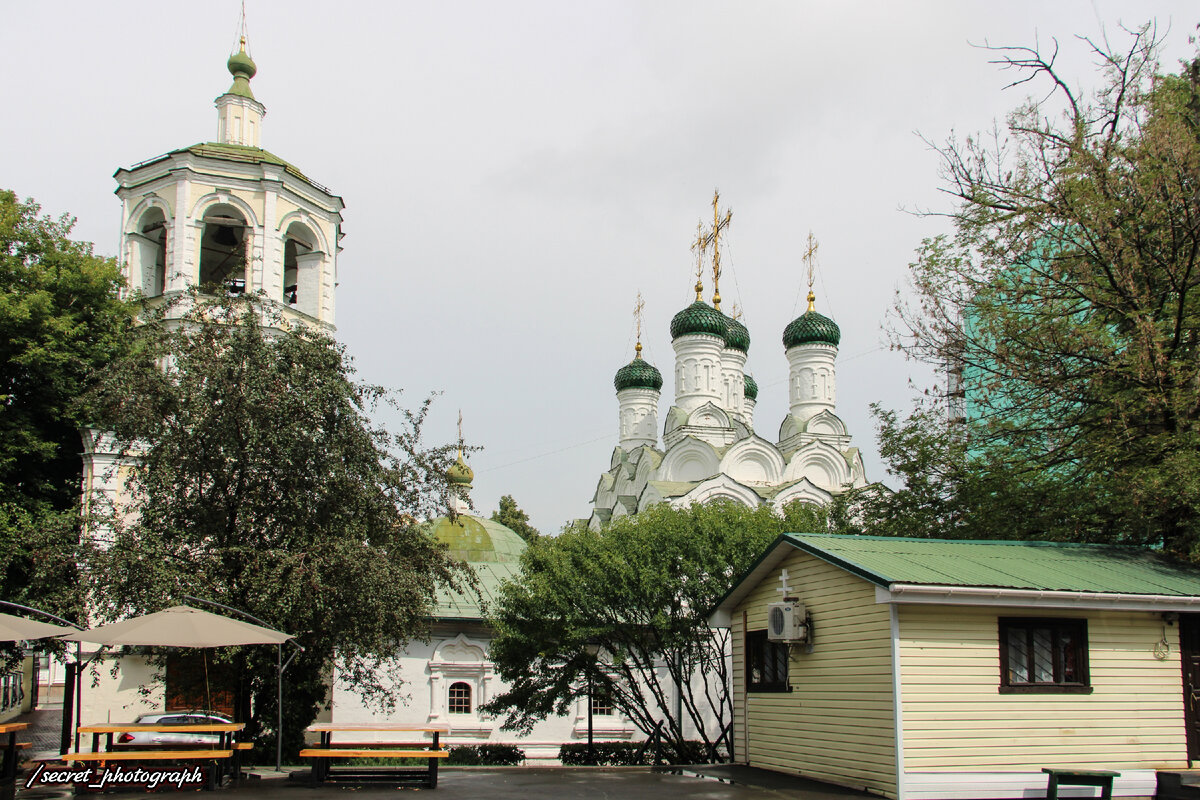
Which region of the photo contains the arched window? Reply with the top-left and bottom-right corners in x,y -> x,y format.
131,208 -> 167,297
447,682 -> 472,714
199,205 -> 248,293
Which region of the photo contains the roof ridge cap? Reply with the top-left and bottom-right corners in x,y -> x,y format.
789,533 -> 1147,551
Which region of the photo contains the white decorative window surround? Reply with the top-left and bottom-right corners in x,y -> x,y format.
428,634 -> 494,738
571,688 -> 635,739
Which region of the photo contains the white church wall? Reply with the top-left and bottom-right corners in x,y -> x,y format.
329,626 -> 635,764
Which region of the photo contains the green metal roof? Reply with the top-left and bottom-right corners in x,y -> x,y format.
433,560 -> 522,619
179,142 -> 312,182
789,534 -> 1200,595
428,515 -> 527,620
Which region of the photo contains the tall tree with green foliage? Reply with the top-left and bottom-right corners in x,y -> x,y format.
483,500 -> 828,759
80,293 -> 470,757
870,25 -> 1200,555
490,494 -> 539,541
0,190 -> 129,618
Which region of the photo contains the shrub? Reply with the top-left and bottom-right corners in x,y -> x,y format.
558,740 -> 719,766
447,744 -> 524,766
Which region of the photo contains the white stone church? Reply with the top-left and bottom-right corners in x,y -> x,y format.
587,282 -> 868,529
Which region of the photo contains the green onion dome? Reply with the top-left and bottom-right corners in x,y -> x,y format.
724,316 -> 750,353
670,301 -> 728,340
744,373 -> 759,400
228,49 -> 256,81
784,293 -> 841,348
226,39 -> 257,99
614,347 -> 663,392
447,454 -> 474,486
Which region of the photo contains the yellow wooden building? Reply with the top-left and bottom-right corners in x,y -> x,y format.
709,534 -> 1200,800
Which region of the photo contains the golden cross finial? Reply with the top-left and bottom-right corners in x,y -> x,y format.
236,0 -> 250,53
456,410 -> 464,458
633,292 -> 645,359
690,221 -> 707,302
703,189 -> 733,311
803,231 -> 819,312
730,303 -> 742,321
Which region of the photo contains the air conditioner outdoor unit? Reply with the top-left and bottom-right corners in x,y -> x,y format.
767,601 -> 809,643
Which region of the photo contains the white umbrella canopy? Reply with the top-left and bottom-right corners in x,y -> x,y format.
60,605 -> 293,647
0,612 -> 80,642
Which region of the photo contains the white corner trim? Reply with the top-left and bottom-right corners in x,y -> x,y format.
876,584 -> 1200,612
890,604 -> 906,800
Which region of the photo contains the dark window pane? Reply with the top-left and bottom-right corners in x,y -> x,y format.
1031,628 -> 1054,683
1007,627 -> 1029,683
999,618 -> 1088,691
746,630 -> 789,692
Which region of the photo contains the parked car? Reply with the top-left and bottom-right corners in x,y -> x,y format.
116,712 -> 233,746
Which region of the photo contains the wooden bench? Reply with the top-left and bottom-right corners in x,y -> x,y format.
1043,768 -> 1120,800
61,749 -> 233,791
299,748 -> 449,788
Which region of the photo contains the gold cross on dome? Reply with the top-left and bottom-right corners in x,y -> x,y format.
704,190 -> 733,311
633,292 -> 645,358
690,221 -> 707,302
801,231 -> 820,311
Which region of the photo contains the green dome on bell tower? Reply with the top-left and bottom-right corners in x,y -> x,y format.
225,37 -> 257,100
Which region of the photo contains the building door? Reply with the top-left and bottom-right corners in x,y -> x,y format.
1180,615 -> 1200,762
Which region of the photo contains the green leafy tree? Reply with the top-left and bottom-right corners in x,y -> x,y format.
0,190 -> 129,619
490,494 -> 540,541
80,293 -> 470,758
875,26 -> 1200,555
483,500 -> 828,760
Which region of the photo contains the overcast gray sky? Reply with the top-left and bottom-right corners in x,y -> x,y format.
3,2 -> 1197,533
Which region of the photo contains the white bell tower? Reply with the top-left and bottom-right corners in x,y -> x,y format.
112,27 -> 345,329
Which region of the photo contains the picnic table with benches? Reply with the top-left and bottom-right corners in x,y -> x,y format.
0,722 -> 29,800
301,724 -> 450,788
62,721 -> 247,790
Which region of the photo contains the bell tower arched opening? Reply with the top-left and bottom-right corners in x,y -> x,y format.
131,207 -> 167,297
199,204 -> 249,293
282,221 -> 322,318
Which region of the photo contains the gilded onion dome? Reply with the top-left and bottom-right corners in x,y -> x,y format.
670,301 -> 728,340
614,349 -> 663,392
783,291 -> 840,348
724,315 -> 750,353
743,373 -> 759,401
